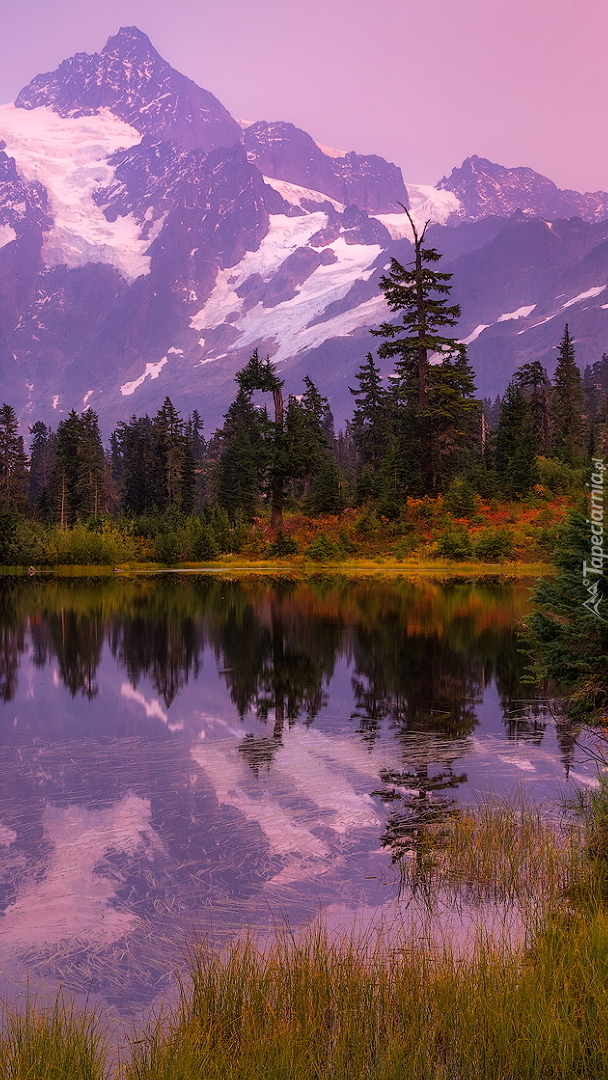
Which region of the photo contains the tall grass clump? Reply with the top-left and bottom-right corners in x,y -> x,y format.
3,789 -> 608,1078
398,796 -> 583,911
124,792 -> 608,1080
0,997 -> 106,1080
124,917 -> 608,1080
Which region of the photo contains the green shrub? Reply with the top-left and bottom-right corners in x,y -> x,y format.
306,533 -> 343,562
354,508 -> 382,539
193,523 -> 219,560
392,535 -> 421,561
51,523 -> 137,565
536,456 -> 585,496
435,524 -> 473,560
269,532 -> 298,557
474,527 -> 515,562
443,476 -> 480,518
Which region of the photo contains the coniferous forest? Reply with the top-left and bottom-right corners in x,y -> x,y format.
0,221 -> 605,567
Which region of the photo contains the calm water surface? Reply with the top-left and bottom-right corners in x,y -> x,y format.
0,574 -> 596,1013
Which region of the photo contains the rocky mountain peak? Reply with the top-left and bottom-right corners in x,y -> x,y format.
15,25 -> 242,153
244,121 -> 408,214
439,155 -> 608,225
100,26 -> 159,60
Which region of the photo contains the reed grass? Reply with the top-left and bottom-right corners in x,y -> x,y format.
0,996 -> 106,1080
3,789 -> 608,1079
398,795 -> 585,910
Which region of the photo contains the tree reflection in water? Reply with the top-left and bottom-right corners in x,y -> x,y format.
0,576 -> 560,800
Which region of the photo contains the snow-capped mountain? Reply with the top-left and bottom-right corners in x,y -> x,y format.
0,26 -> 607,433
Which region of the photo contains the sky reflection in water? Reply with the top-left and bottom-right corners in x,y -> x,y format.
0,574 -> 598,1011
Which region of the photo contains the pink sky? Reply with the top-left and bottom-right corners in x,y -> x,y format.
0,0 -> 605,193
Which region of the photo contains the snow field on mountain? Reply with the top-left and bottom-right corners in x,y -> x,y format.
0,104 -> 155,282
405,184 -> 462,227
263,175 -> 345,212
191,211 -> 386,365
562,285 -> 607,308
120,347 -> 184,397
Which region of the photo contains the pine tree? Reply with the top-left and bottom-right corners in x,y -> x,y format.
50,411 -> 81,526
371,209 -> 480,493
112,416 -> 158,516
494,380 -> 539,497
28,421 -> 52,514
154,398 -> 187,511
551,324 -> 586,466
0,404 -> 27,514
515,361 -> 551,454
349,353 -> 391,500
217,386 -> 264,521
583,354 -> 608,455
427,351 -> 480,490
236,350 -> 286,529
76,409 -> 105,517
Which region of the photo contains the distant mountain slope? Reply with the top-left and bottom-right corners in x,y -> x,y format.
0,27 -> 605,435
243,121 -> 408,214
439,155 -> 608,224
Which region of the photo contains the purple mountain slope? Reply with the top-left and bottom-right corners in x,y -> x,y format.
244,121 -> 408,214
440,156 -> 608,224
0,29 -> 605,436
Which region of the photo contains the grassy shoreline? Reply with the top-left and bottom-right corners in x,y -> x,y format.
3,789 -> 608,1079
0,557 -> 554,579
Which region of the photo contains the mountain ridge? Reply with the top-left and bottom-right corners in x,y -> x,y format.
0,27 -> 605,435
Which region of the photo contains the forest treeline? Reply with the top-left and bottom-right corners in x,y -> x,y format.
0,213 -> 606,564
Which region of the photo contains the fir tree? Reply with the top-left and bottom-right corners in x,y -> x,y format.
28,420 -> 52,514
427,351 -> 480,490
217,387 -> 265,521
50,411 -> 82,526
76,409 -> 105,517
349,353 -> 391,500
494,380 -> 539,497
371,208 -> 480,493
551,324 -> 586,466
0,404 -> 27,513
112,416 -> 158,516
236,351 -> 286,528
515,360 -> 551,454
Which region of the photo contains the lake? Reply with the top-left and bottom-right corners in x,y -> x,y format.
0,573 -> 597,1015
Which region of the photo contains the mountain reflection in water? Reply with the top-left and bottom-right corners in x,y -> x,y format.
0,575 -> 592,1011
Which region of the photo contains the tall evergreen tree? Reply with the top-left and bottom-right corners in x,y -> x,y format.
217,386 -> 265,520
28,421 -> 53,515
236,351 -> 286,529
515,360 -> 552,454
76,409 -> 105,517
49,409 -> 104,524
427,351 -> 480,490
371,208 -> 480,493
349,353 -> 391,500
494,380 -> 538,497
112,416 -> 157,516
551,324 -> 586,465
0,405 -> 27,513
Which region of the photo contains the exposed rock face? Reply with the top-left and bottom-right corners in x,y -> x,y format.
15,26 -> 243,152
439,156 -> 608,224
244,121 -> 408,213
1,29 -> 608,434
